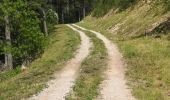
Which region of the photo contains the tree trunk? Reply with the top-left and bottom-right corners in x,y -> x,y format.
68,0 -> 70,22
78,11 -> 81,22
41,9 -> 48,36
43,19 -> 48,36
61,9 -> 64,23
83,0 -> 86,19
4,16 -> 13,70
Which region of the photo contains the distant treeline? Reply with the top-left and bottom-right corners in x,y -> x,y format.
48,0 -> 93,23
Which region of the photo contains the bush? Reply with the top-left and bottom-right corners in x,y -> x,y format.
46,9 -> 59,32
92,0 -> 138,17
0,0 -> 46,66
46,9 -> 59,24
114,0 -> 137,10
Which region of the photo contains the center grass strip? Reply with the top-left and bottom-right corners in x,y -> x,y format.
66,28 -> 107,100
0,25 -> 80,100
78,17 -> 170,100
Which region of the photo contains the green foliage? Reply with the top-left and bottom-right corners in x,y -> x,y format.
92,0 -> 115,17
0,25 -> 80,100
153,0 -> 170,12
46,9 -> 59,33
114,0 -> 137,9
46,9 -> 59,24
92,0 -> 137,17
0,0 -> 46,66
92,0 -> 170,17
0,67 -> 21,81
13,1 -> 45,63
47,0 -> 94,23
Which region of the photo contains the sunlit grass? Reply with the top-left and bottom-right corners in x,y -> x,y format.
77,2 -> 170,99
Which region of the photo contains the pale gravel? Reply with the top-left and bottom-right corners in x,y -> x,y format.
28,24 -> 92,100
73,24 -> 136,100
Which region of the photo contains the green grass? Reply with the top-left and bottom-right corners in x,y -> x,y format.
77,2 -> 170,99
0,67 -> 21,82
0,25 -> 80,100
66,28 -> 107,100
119,37 -> 170,100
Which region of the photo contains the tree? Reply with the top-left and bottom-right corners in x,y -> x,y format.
4,15 -> 13,70
48,0 -> 93,23
0,0 -> 14,70
0,0 -> 47,70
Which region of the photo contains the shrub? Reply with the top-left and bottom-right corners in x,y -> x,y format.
92,0 -> 138,17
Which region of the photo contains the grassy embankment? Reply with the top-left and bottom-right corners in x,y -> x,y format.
78,2 -> 170,100
66,27 -> 107,100
0,25 -> 80,100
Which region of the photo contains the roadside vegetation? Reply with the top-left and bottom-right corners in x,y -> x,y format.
0,0 -> 60,72
1,0 -> 170,100
0,25 -> 80,100
77,1 -> 170,100
66,28 -> 107,100
92,0 -> 138,17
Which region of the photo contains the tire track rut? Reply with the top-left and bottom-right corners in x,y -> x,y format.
29,25 -> 92,100
73,24 -> 136,100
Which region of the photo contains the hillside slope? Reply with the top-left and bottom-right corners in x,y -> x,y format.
78,1 -> 170,100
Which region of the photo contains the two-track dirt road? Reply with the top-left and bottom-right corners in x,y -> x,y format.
73,24 -> 135,100
29,25 -> 92,100
29,24 -> 135,100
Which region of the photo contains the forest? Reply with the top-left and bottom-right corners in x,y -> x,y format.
0,0 -> 94,71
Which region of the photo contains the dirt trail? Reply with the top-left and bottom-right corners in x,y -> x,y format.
73,24 -> 136,100
29,25 -> 91,100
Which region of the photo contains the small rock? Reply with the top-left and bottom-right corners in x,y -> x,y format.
21,65 -> 27,72
167,92 -> 170,96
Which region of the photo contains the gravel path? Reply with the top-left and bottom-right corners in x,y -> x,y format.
73,24 -> 136,100
29,24 -> 92,100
